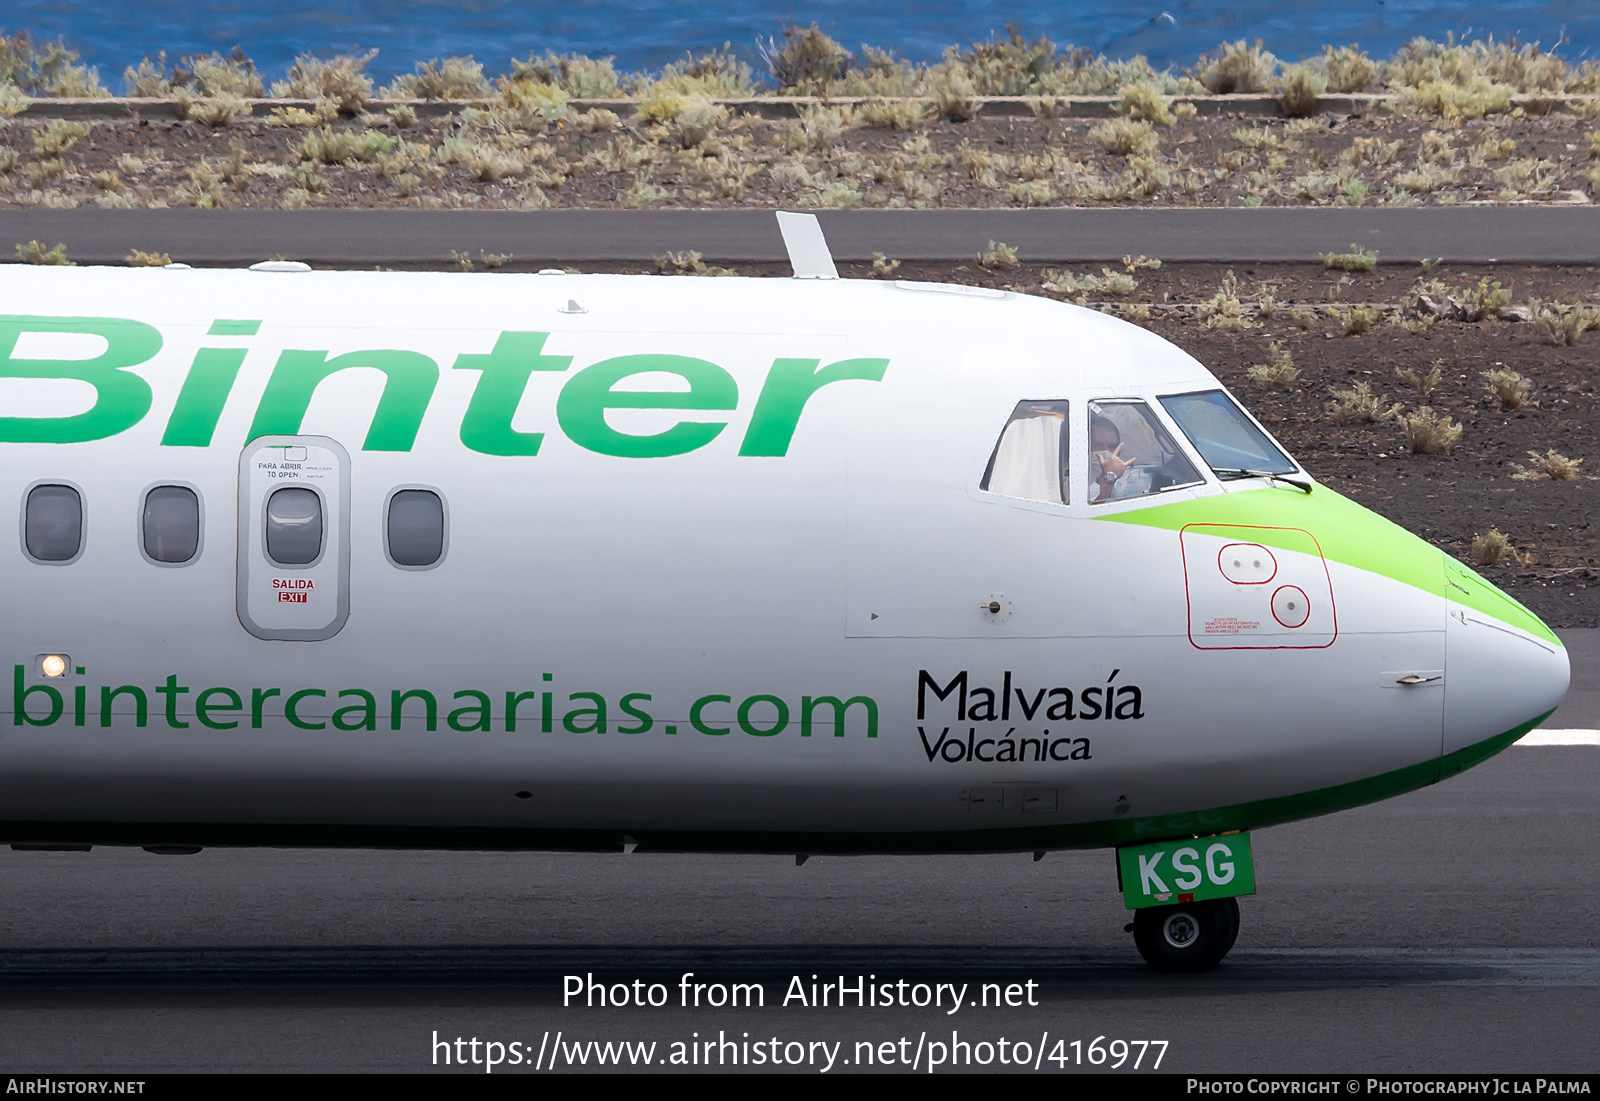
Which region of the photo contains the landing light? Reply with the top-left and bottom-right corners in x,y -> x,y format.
39,654 -> 67,678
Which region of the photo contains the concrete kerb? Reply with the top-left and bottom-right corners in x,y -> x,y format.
8,92 -> 1598,123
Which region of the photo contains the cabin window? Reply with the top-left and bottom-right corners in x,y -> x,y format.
143,485 -> 200,564
24,484 -> 82,562
386,489 -> 445,567
265,487 -> 323,566
1088,400 -> 1202,504
980,400 -> 1069,504
1159,389 -> 1296,479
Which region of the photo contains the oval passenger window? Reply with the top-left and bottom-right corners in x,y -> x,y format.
265,487 -> 323,565
387,489 -> 444,567
143,485 -> 200,563
25,484 -> 83,562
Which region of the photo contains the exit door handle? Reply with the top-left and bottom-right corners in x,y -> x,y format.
1395,674 -> 1442,686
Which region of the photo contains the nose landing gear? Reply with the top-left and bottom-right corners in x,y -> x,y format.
1131,896 -> 1240,971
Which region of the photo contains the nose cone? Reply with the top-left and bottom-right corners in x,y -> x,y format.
1442,558 -> 1569,755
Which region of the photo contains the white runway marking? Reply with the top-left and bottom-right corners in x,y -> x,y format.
1518,729 -> 1600,745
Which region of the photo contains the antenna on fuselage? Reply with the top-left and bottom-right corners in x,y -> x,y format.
776,211 -> 838,280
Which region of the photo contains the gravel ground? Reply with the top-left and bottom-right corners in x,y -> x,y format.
6,107 -> 1600,212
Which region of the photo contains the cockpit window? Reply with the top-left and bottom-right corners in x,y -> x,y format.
1088,400 -> 1202,504
1159,390 -> 1296,478
980,401 -> 1069,504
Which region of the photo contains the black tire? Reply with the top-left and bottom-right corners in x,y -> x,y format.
1132,898 -> 1237,972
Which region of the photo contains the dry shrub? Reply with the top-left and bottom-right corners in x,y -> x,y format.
1401,406 -> 1463,454
382,57 -> 493,100
1325,380 -> 1400,425
273,51 -> 376,114
759,23 -> 851,91
930,67 -> 978,121
1321,243 -> 1378,272
1194,39 -> 1279,94
1341,306 -> 1380,334
856,98 -> 928,129
14,240 -> 71,265
1396,359 -> 1442,398
509,53 -> 621,98
1481,367 -> 1531,409
1470,528 -> 1514,567
1279,64 -> 1328,117
1510,449 -> 1584,481
1323,45 -> 1377,92
977,240 -> 1019,270
1528,299 -> 1600,346
1118,80 -> 1173,125
1201,270 -> 1252,330
1245,342 -> 1298,391
1090,118 -> 1158,156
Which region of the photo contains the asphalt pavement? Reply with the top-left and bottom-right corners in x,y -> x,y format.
0,629 -> 1592,1074
2,207 -> 1600,265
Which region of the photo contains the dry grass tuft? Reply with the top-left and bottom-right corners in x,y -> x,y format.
31,119 -> 87,155
855,98 -> 928,130
1201,269 -> 1253,330
977,240 -> 1019,270
124,249 -> 171,266
1325,380 -> 1401,425
759,23 -> 852,91
1396,359 -> 1442,397
1194,39 -> 1279,94
1481,367 -> 1531,410
1118,80 -> 1174,125
14,240 -> 72,265
272,51 -> 376,115
1528,299 -> 1600,346
1279,64 -> 1328,117
1322,45 -> 1377,92
654,250 -> 736,276
1510,449 -> 1584,481
1321,243 -> 1378,272
1245,341 -> 1299,391
1400,406 -> 1463,455
1341,306 -> 1381,334
1469,528 -> 1514,567
1089,118 -> 1159,156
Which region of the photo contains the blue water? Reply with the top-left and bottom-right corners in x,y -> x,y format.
10,1 -> 1600,87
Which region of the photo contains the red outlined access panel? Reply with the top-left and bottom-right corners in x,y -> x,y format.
1180,523 -> 1338,650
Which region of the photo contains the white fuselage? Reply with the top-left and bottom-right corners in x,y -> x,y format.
0,268 -> 1568,851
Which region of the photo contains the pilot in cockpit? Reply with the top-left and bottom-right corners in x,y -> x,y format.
1090,414 -> 1146,502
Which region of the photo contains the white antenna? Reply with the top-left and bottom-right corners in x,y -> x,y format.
776,211 -> 838,280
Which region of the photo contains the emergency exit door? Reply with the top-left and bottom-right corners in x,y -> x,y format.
237,435 -> 351,641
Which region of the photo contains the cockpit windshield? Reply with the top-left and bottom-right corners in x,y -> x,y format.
1159,390 -> 1297,478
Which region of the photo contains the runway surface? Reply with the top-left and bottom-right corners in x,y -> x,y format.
0,630 -> 1593,1073
3,207 -> 1600,265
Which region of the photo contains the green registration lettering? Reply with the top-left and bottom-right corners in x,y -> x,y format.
1116,833 -> 1256,910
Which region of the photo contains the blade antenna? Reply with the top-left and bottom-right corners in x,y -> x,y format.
776,211 -> 839,280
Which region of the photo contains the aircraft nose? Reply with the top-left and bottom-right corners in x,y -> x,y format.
1442,560 -> 1570,756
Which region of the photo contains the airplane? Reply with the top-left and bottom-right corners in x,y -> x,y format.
0,213 -> 1568,971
